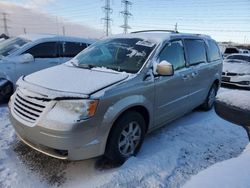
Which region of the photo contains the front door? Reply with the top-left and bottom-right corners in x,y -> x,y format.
15,42 -> 61,80
154,40 -> 194,126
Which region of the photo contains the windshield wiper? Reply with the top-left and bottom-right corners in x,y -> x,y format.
77,64 -> 96,69
70,59 -> 96,69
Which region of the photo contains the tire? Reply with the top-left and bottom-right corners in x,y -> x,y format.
105,111 -> 146,164
0,80 -> 13,103
201,84 -> 218,111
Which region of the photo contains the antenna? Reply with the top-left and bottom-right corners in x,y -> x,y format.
120,0 -> 132,34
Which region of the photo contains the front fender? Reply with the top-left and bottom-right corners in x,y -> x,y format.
98,95 -> 154,154
103,95 -> 153,126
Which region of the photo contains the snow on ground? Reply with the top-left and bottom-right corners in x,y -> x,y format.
182,87 -> 250,188
0,88 -> 249,188
182,144 -> 250,188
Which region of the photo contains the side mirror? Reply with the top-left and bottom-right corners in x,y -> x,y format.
19,53 -> 34,63
156,60 -> 174,76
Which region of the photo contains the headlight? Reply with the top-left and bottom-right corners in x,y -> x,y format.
57,99 -> 98,120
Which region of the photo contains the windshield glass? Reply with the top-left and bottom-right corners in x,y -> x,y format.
226,55 -> 250,63
0,37 -> 29,58
74,38 -> 156,73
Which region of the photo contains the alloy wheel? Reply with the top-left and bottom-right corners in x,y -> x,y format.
118,121 -> 142,156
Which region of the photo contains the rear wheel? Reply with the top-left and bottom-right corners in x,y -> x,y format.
0,80 -> 13,103
105,111 -> 146,164
201,84 -> 218,111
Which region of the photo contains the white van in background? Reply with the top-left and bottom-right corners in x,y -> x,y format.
0,34 -> 95,102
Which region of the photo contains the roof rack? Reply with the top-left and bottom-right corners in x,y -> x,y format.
131,30 -> 179,34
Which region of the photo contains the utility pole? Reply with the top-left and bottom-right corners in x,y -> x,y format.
102,0 -> 112,36
62,26 -> 65,36
1,13 -> 10,36
174,23 -> 178,32
120,0 -> 132,34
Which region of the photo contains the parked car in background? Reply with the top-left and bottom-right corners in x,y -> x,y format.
222,54 -> 250,89
9,31 -> 222,164
240,49 -> 250,54
223,47 -> 240,58
0,34 -> 95,102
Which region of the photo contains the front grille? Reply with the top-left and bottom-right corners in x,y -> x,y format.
13,89 -> 49,124
226,72 -> 238,76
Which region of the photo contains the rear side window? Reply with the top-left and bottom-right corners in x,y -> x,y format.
207,40 -> 221,61
184,39 -> 207,65
159,40 -> 185,70
61,42 -> 88,57
25,42 -> 58,58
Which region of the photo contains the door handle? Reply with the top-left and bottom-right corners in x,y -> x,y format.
191,72 -> 198,78
182,74 -> 190,80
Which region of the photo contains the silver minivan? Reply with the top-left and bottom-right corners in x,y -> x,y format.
9,31 -> 222,163
0,34 -> 94,102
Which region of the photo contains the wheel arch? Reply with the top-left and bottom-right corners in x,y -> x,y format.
104,104 -> 150,156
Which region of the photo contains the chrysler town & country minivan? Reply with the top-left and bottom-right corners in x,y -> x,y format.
9,31 -> 222,163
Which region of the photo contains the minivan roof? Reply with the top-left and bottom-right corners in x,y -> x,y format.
18,34 -> 96,43
111,31 -> 212,43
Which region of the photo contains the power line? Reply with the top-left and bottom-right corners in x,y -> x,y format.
102,0 -> 112,36
174,23 -> 178,32
62,26 -> 65,36
120,0 -> 132,34
1,13 -> 10,36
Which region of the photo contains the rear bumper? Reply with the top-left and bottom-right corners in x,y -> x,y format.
10,113 -> 104,160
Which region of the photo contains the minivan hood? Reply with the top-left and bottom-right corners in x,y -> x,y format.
223,62 -> 250,74
24,64 -> 129,95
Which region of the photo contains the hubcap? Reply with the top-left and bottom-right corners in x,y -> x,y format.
118,121 -> 141,156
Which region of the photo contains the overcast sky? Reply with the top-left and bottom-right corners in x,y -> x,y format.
0,0 -> 250,43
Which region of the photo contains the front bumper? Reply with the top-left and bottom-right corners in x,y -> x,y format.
10,111 -> 104,161
221,76 -> 250,88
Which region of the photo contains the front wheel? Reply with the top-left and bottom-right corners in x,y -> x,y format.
105,111 -> 146,164
201,84 -> 218,111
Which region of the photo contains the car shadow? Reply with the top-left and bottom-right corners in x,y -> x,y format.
12,139 -> 118,187
12,140 -> 70,186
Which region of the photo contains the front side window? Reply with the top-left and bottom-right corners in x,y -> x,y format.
184,39 -> 207,65
61,42 -> 88,57
25,42 -> 58,58
0,37 -> 29,58
74,38 -> 156,73
159,40 -> 185,70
